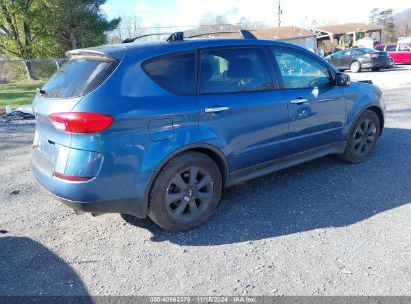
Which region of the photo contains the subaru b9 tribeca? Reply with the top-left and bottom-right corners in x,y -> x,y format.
31,33 -> 385,232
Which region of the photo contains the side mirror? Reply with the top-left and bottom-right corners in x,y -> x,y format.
336,73 -> 350,86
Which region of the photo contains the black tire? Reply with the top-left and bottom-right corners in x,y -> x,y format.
339,110 -> 381,164
148,151 -> 222,232
350,61 -> 361,73
371,67 -> 380,72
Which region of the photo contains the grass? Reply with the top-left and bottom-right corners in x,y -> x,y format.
0,80 -> 45,111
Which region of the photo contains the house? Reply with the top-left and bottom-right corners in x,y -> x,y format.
315,23 -> 383,51
251,26 -> 317,53
186,25 -> 318,53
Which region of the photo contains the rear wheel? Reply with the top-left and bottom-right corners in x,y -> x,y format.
371,67 -> 380,72
339,110 -> 380,164
148,152 -> 222,232
350,61 -> 361,73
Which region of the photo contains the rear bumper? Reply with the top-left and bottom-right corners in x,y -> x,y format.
362,59 -> 391,69
57,196 -> 145,216
30,152 -> 151,218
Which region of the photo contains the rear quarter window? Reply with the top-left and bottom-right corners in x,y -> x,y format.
142,52 -> 196,95
42,58 -> 117,99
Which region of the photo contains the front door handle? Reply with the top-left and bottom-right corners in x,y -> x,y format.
290,98 -> 308,105
204,106 -> 230,113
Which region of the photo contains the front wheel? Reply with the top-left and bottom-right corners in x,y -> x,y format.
148,152 -> 222,232
339,110 -> 380,164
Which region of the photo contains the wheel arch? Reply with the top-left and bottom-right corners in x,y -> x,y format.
366,105 -> 384,136
142,143 -> 230,211
347,105 -> 385,140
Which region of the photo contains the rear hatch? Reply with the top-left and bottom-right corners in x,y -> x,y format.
32,47 -> 125,176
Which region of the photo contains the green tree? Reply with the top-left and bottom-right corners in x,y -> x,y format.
0,0 -> 56,79
368,8 -> 380,24
378,9 -> 396,42
368,8 -> 396,43
50,0 -> 120,51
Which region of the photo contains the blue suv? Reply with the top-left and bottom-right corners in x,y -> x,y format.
31,31 -> 385,231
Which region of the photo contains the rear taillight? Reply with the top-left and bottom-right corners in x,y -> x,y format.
49,112 -> 113,133
369,53 -> 378,59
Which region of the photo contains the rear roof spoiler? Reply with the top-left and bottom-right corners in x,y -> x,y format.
65,49 -> 116,62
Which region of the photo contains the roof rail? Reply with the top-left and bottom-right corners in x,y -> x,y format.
121,29 -> 258,44
166,32 -> 185,42
185,29 -> 257,40
122,33 -> 172,43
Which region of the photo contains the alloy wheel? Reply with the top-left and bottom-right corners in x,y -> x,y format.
165,166 -> 213,221
353,118 -> 377,156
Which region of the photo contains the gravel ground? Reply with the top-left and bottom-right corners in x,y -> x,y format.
0,67 -> 410,297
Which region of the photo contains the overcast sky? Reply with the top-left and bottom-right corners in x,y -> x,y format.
103,0 -> 409,28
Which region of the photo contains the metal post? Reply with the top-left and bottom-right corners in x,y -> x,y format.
277,0 -> 282,28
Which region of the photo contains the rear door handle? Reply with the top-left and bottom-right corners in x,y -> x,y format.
204,106 -> 230,113
290,98 -> 308,105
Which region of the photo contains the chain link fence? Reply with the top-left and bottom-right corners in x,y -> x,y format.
0,58 -> 67,112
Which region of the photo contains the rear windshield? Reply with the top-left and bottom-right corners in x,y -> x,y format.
42,58 -> 117,99
358,48 -> 379,54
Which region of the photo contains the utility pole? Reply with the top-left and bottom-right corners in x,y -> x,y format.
277,0 -> 282,28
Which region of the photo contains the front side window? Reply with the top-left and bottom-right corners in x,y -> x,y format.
199,47 -> 273,94
272,48 -> 332,89
143,52 -> 195,95
398,44 -> 411,51
341,50 -> 351,56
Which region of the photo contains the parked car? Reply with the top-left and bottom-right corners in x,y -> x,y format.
31,32 -> 385,232
325,48 -> 391,72
374,43 -> 411,64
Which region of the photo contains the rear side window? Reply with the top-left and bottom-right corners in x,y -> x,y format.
386,45 -> 397,51
272,47 -> 332,89
42,58 -> 117,99
199,47 -> 273,94
143,52 -> 195,95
